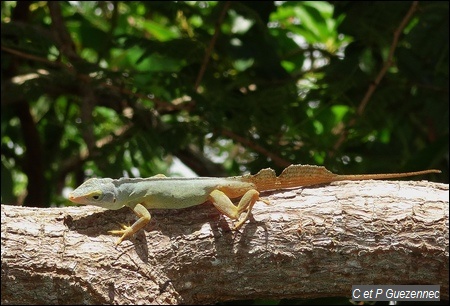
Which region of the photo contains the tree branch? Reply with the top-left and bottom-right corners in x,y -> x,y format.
331,1 -> 419,155
2,180 -> 448,304
221,129 -> 292,168
194,1 -> 231,91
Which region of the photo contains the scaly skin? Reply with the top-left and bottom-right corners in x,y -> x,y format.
69,164 -> 441,245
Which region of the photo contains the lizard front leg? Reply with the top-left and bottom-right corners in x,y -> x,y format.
209,189 -> 260,230
109,203 -> 151,245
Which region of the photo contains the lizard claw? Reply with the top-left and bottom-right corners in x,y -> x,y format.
109,223 -> 132,245
109,223 -> 131,234
260,197 -> 270,205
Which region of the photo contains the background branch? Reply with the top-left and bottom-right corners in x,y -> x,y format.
194,1 -> 231,90
331,1 -> 420,155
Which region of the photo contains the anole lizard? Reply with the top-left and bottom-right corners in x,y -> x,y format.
68,164 -> 441,245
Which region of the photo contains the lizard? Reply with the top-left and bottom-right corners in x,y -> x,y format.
68,164 -> 441,245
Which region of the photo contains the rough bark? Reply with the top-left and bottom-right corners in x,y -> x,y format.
1,180 -> 448,304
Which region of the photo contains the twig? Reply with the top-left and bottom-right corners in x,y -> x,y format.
221,129 -> 291,168
1,45 -> 65,68
331,1 -> 419,155
194,2 -> 290,168
194,1 -> 231,91
1,44 -> 193,114
48,2 -> 79,61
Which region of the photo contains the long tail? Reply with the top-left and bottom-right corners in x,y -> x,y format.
240,164 -> 441,191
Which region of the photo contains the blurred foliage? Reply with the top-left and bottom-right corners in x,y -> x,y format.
1,1 -> 448,210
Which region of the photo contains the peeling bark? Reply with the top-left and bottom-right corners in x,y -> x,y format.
1,180 -> 448,304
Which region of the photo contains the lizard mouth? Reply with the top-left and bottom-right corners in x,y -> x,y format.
68,194 -> 86,204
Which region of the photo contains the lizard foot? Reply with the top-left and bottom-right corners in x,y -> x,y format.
109,223 -> 132,245
232,211 -> 251,230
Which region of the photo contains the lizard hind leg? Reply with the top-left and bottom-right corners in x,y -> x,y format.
209,189 -> 260,230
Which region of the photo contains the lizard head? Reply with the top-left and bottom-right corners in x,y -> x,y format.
69,178 -> 122,210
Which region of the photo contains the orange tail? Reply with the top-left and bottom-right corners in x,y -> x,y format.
240,164 -> 441,191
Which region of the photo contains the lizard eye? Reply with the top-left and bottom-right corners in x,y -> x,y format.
89,191 -> 103,201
